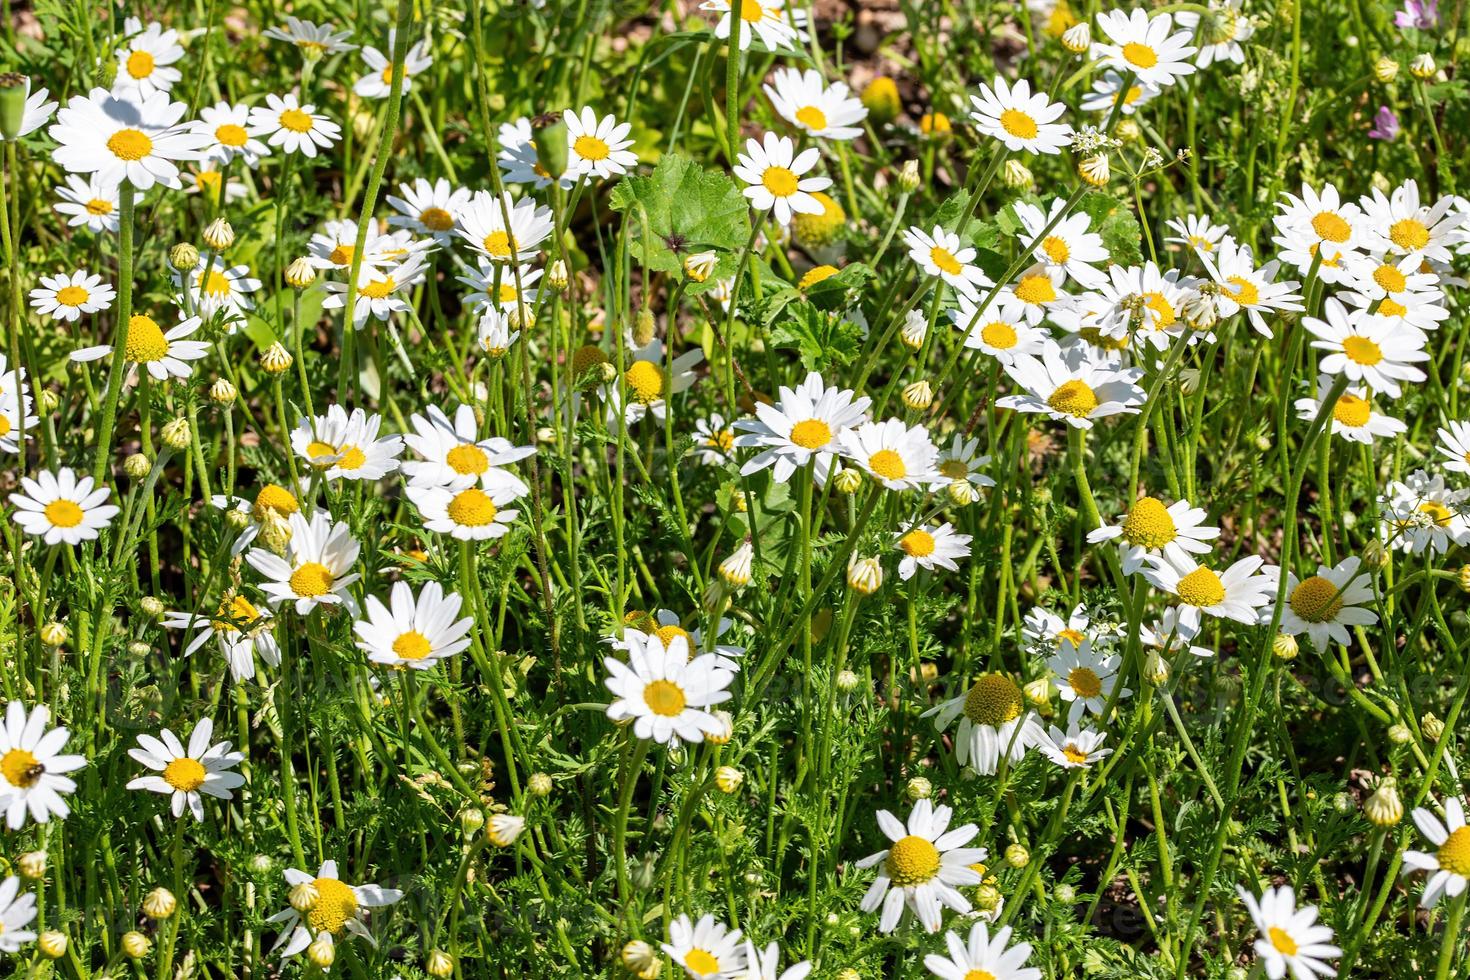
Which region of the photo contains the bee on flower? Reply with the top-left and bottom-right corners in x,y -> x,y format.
162,590 -> 282,681
0,702 -> 85,829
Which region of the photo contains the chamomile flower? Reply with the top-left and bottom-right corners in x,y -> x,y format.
603,631 -> 735,744
49,87 -> 210,190
998,342 -> 1145,428
354,581 -> 473,670
1048,639 -> 1129,723
9,468 -> 119,545
923,673 -> 1046,775
386,177 -> 471,243
456,189 -> 554,263
262,18 -> 357,55
354,33 -> 434,99
54,174 -> 122,233
322,253 -> 429,325
1303,298 -> 1427,397
248,93 -> 342,158
291,405 -> 404,482
0,702 -> 84,829
306,220 -> 429,272
0,391 -> 39,455
162,591 -> 281,681
922,922 -> 1041,980
401,404 -> 534,495
606,337 -> 704,426
1165,213 -> 1229,255
112,22 -> 184,99
126,718 -> 245,821
476,307 -> 522,356
895,523 -> 972,580
457,258 -> 542,317
1022,603 -> 1099,655
0,877 -> 37,952
1079,70 -> 1160,115
903,225 -> 994,299
662,914 -> 748,980
952,295 -> 1047,364
210,483 -> 302,555
741,941 -> 812,980
1201,238 -> 1303,337
1379,470 -> 1470,554
1087,495 -> 1219,574
1236,885 -> 1341,979
1139,607 -> 1214,660
246,510 -> 362,615
693,413 -> 737,464
733,371 -> 871,483
701,0 -> 803,51
1340,280 -> 1449,334
190,101 -> 271,167
1014,198 -> 1108,287
28,270 -> 114,322
407,482 -> 523,541
563,106 -> 637,180
1272,183 -> 1365,281
174,256 -> 263,325
1038,724 -> 1113,769
14,78 -> 56,138
1266,556 -> 1376,651
497,116 -> 574,190
735,132 -> 832,226
267,861 -> 402,959
1093,8 -> 1199,87
968,76 -> 1072,154
1436,420 -> 1470,474
71,313 -> 208,381
1295,376 -> 1405,444
934,434 -> 996,487
611,608 -> 746,672
999,265 -> 1067,324
1176,0 -> 1254,66
841,417 -> 940,491
182,161 -> 248,203
765,67 -> 867,140
1142,552 -> 1275,628
1404,796 -> 1470,908
855,798 -> 986,933
1358,179 -> 1464,262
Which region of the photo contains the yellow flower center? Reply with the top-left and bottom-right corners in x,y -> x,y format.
573,134 -> 610,161
1342,335 -> 1383,366
738,0 -> 765,20
761,165 -> 799,197
1310,211 -> 1352,243
1121,496 -> 1177,548
999,108 -> 1039,139
1373,264 -> 1407,293
482,230 -> 517,258
253,484 -> 299,521
795,105 -> 828,130
0,748 -> 42,788
867,448 -> 907,481
624,360 -> 665,404
1062,744 -> 1090,765
1057,628 -> 1087,648
1122,42 -> 1158,68
86,198 -> 114,216
107,128 -> 153,161
1389,218 -> 1430,251
939,459 -> 969,479
1144,292 -> 1176,329
446,444 -> 490,475
360,276 -> 396,300
929,246 -> 964,276
643,679 -> 687,717
203,271 -> 232,298
124,315 -> 170,362
215,123 -> 249,147
1123,85 -> 1144,105
1419,501 -> 1453,527
1068,666 -> 1102,699
289,562 -> 335,598
1176,567 -> 1225,607
392,631 -> 433,660
328,243 -> 355,266
654,624 -> 693,654
280,108 -> 315,133
213,594 -> 260,634
788,418 -> 833,450
380,64 -> 403,86
1289,575 -> 1345,623
705,429 -> 735,452
899,529 -> 936,557
55,285 -> 90,306
447,488 -> 499,526
1439,826 -> 1470,876
1226,276 -> 1259,306
799,265 -> 839,290
306,878 -> 359,935
1047,379 -> 1099,418
195,171 -> 223,193
1378,298 -> 1407,318
497,283 -> 521,305
1014,273 -> 1057,304
420,207 -> 455,231
0,416 -> 9,438
1042,236 -> 1070,264
1268,926 -> 1298,956
685,949 -> 721,974
126,49 -> 156,78
963,673 -> 1023,726
1333,393 -> 1371,427
162,757 -> 207,792
886,835 -> 942,886
972,318 -> 1017,350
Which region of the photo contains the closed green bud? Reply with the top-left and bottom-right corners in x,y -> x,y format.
0,73 -> 27,141
531,118 -> 569,184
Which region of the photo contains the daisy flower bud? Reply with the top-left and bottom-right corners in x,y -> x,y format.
1005,843 -> 1030,867
901,380 -> 933,411
138,596 -> 164,619
122,931 -> 152,959
168,243 -> 200,272
976,883 -> 1004,911
143,887 -> 177,920
249,855 -> 273,875
459,807 -> 485,835
1002,158 -> 1034,190
1023,677 -> 1052,706
285,257 -> 317,288
836,971 -> 862,980
715,765 -> 744,794
836,669 -> 860,692
38,930 -> 67,959
289,881 -> 319,912
1361,540 -> 1389,570
259,342 -> 293,374
39,623 -> 68,648
547,258 -> 570,292
833,467 -> 863,494
527,772 -> 553,797
488,813 -> 526,847
1363,777 -> 1403,826
202,217 -> 235,250
948,479 -> 978,506
225,508 -> 251,530
900,308 -> 928,349
799,264 -> 840,290
126,640 -> 150,656
426,950 -> 455,977
17,851 -> 46,879
124,452 -> 152,479
906,776 -> 932,801
1061,22 -> 1091,52
1421,713 -> 1444,741
1387,723 -> 1411,744
1373,56 -> 1399,81
1458,564 -> 1470,593
897,159 -> 921,193
37,388 -> 58,413
0,73 -> 27,141
1179,367 -> 1202,395
622,940 -> 658,973
1078,154 -> 1111,187
1145,651 -> 1169,685
684,250 -> 718,283
632,307 -> 656,347
847,556 -> 884,595
307,932 -> 335,968
1410,53 -> 1436,79
792,191 -> 846,248
718,540 -> 754,588
704,710 -> 734,745
161,417 -> 191,449
531,118 -> 569,183
210,378 -> 237,404
1181,289 -> 1220,331
861,76 -> 902,124
1272,633 -> 1298,660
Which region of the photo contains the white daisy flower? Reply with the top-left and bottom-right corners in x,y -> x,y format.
290,405 -> 404,482
306,219 -> 430,272
1340,280 -> 1449,334
1295,376 -> 1405,445
247,93 -> 342,158
112,22 -> 185,99
457,258 -> 542,316
182,161 -> 248,203
1079,70 -> 1160,115
1379,470 -> 1470,555
321,253 -> 430,325
0,390 -> 40,455
855,798 -> 986,933
497,116 -> 574,190
0,701 -> 86,829
733,370 -> 871,483
1436,420 -> 1470,475
1141,552 -> 1275,629
894,522 -> 972,580
1404,796 -> 1470,908
1165,213 -> 1229,255
54,173 -> 122,233
604,336 -> 704,426
476,307 -> 522,356
1358,178 -> 1465,263
1266,556 -> 1377,651
262,18 -> 357,55
734,132 -> 832,226
998,342 -> 1145,429
765,67 -> 867,140
610,607 -> 746,672
71,312 -> 209,381
125,718 -> 245,821
693,412 -> 737,465
190,101 -> 272,167
456,189 -> 554,263
1037,724 -> 1113,769
402,403 -> 534,494
354,581 -> 473,670
563,106 -> 638,180
968,76 -> 1072,154
1093,8 -> 1199,87
1014,197 -> 1109,288
1087,495 -> 1219,575
1048,638 -> 1130,723
998,265 -> 1067,324
28,269 -> 115,322
1236,884 -> 1341,979
1303,298 -> 1428,398
952,295 -> 1047,364
162,591 -> 281,682
1201,237 -> 1303,337
934,433 -> 996,487
174,256 -> 263,326
267,861 -> 402,959
209,482 -> 302,555
245,510 -> 362,615
407,482 -> 523,541
922,922 -> 1041,980
0,877 -> 38,953
603,631 -> 734,744
840,417 -> 941,491
902,224 -> 994,299
923,673 -> 1046,775
354,33 -> 434,99
661,914 -> 748,979
49,87 -> 210,191
1271,183 -> 1365,282
1022,603 -> 1101,655
1176,0 -> 1254,66
700,0 -> 804,51
9,467 -> 119,545
14,77 -> 56,138
1139,607 -> 1214,660
386,177 -> 471,243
